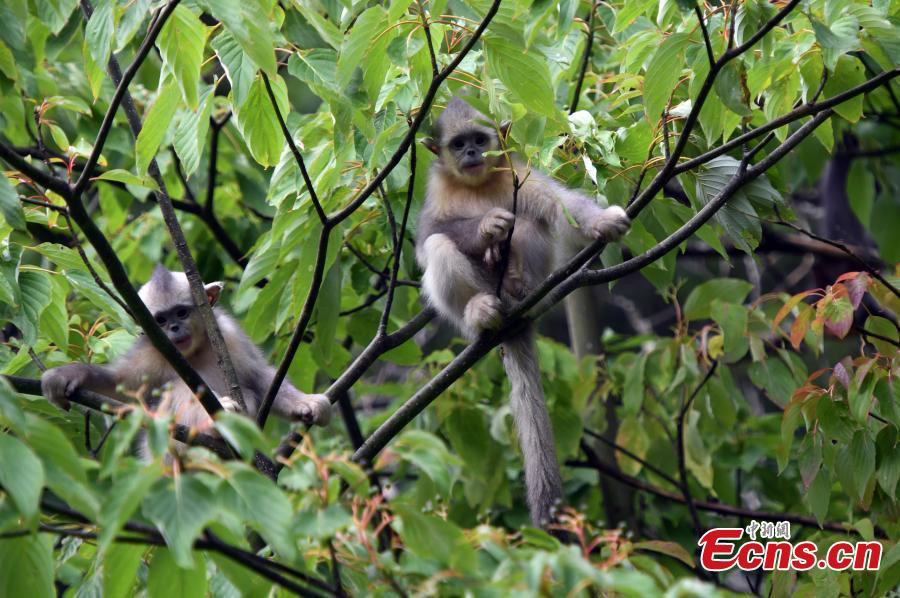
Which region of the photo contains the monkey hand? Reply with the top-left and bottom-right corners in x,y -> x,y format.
292,393 -> 332,426
41,365 -> 89,411
479,208 -> 515,243
586,206 -> 631,242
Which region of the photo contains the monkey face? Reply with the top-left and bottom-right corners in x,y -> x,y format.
443,128 -> 498,184
153,305 -> 201,356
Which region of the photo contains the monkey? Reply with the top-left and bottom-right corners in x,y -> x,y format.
41,266 -> 331,455
416,97 -> 631,527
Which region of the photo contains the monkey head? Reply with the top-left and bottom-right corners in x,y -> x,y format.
138,266 -> 223,358
424,97 -> 510,186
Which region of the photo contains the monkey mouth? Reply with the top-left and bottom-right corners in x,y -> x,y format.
461,162 -> 484,172
172,335 -> 192,349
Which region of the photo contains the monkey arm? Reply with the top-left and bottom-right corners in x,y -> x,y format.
421,216 -> 497,259
41,362 -> 121,410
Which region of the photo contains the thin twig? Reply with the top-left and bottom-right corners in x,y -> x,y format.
378,143 -> 416,336
573,442 -> 879,536
583,428 -> 680,490
694,5 -> 715,67
62,209 -> 132,317
261,72 -> 326,223
772,217 -> 899,300
676,361 -> 718,540
415,0 -> 439,76
569,1 -> 597,114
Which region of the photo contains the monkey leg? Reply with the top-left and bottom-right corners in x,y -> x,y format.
421,233 -> 500,336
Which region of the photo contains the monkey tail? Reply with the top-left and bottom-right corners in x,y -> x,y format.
501,327 -> 563,527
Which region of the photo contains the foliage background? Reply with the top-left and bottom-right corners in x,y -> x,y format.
0,0 -> 898,595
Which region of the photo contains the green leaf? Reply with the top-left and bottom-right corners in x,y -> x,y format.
294,504 -> 352,538
135,80 -> 181,175
0,434 -> 44,521
93,168 -> 160,191
694,156 -> 762,253
805,467 -> 830,525
337,7 -> 387,88
0,41 -> 16,81
876,430 -> 899,500
65,269 -> 133,329
710,300 -> 749,363
312,260 -> 341,364
613,0 -> 652,33
199,0 -> 276,76
0,173 -> 25,230
85,0 -> 114,70
224,465 -> 296,559
143,476 -> 221,568
214,413 -> 269,460
863,316 -> 898,356
148,548 -> 207,598
234,74 -> 288,168
13,270 -> 53,345
0,533 -> 54,598
811,16 -> 859,71
622,352 -> 647,415
394,504 -> 477,572
822,55 -> 865,123
156,5 -> 208,109
393,429 -> 461,495
835,431 -> 875,503
173,84 -> 214,178
714,61 -> 752,117
683,278 -> 753,321
642,32 -> 689,128
24,415 -> 99,518
35,0 -> 78,35
484,36 -> 557,118
210,29 -> 258,107
98,462 -> 164,554
633,540 -> 695,567
103,544 -> 145,598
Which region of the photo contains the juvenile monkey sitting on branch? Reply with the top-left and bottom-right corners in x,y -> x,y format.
42,266 -> 332,449
417,97 -> 631,527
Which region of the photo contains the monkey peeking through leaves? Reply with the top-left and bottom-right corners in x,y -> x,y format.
41,266 -> 332,456
417,97 -> 631,527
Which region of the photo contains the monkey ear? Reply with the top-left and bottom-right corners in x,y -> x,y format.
422,137 -> 440,155
499,121 -> 511,141
204,281 -> 224,306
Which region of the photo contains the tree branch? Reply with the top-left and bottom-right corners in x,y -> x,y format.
4,376 -> 231,457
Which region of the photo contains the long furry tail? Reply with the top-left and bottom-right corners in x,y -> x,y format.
502,327 -> 563,527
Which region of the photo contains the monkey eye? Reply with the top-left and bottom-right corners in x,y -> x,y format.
474,134 -> 487,146
450,139 -> 465,150
154,315 -> 166,325
176,308 -> 189,319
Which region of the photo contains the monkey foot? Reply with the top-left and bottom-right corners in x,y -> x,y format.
464,293 -> 503,332
294,394 -> 332,426
588,205 -> 631,242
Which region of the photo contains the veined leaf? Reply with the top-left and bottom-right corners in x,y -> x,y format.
156,5 -> 209,109
135,81 -> 181,175
0,434 -> 44,521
